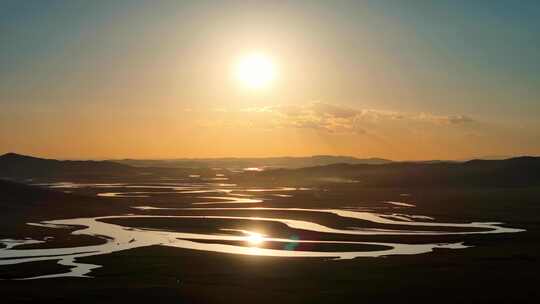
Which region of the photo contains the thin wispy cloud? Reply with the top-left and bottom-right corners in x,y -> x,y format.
198,102 -> 475,135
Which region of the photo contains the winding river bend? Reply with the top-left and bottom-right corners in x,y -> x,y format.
0,181 -> 525,279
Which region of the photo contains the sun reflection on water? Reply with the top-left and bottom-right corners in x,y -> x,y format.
245,232 -> 265,246
246,234 -> 264,246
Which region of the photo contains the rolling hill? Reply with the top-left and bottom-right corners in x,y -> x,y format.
0,153 -> 136,180
247,156 -> 540,187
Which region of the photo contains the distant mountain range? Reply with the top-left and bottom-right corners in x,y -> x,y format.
0,153 -> 390,180
247,156 -> 540,187
0,153 -> 223,181
0,152 -> 135,180
2,153 -> 540,187
112,155 -> 392,169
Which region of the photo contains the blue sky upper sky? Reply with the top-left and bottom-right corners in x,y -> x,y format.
1,0 -> 539,159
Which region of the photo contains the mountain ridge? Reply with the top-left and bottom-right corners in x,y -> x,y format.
111,155 -> 392,169
247,156 -> 540,187
0,152 -> 135,180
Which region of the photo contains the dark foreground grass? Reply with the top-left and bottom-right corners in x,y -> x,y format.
1,237 -> 538,304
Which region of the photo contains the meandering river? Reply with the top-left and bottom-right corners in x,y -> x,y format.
0,180 -> 525,279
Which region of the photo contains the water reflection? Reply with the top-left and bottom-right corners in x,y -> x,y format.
0,180 -> 526,280
134,207 -> 523,235
0,214 -> 471,279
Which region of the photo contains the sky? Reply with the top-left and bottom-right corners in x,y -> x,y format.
1,0 -> 539,160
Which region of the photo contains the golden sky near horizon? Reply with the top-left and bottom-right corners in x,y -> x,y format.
1,1 -> 539,160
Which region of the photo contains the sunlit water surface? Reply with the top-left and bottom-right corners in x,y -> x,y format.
0,180 -> 525,279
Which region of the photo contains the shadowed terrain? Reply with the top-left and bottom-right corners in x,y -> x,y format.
1,154 -> 539,303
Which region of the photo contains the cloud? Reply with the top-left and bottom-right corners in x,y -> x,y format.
269,103 -> 364,133
198,102 -> 475,134
447,115 -> 474,124
414,113 -> 475,125
310,102 -> 358,118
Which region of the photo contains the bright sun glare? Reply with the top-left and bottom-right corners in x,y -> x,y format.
245,233 -> 265,246
236,54 -> 276,89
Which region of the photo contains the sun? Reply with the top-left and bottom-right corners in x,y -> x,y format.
236,53 -> 276,89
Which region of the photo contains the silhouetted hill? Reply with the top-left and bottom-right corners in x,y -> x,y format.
0,153 -> 227,181
247,156 -> 540,187
114,155 -> 392,169
4,153 -> 539,187
0,153 -> 135,180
